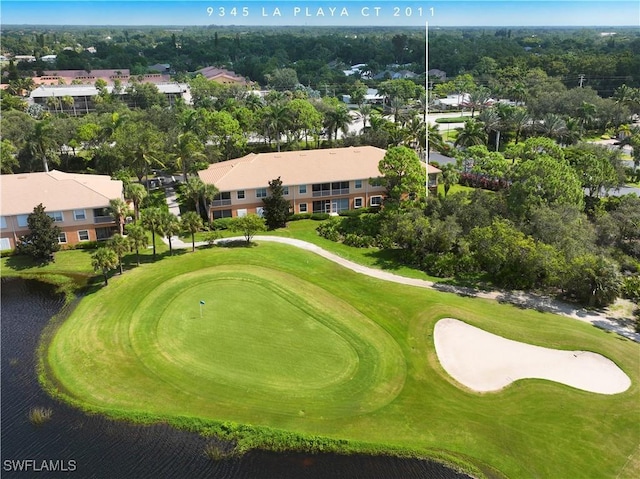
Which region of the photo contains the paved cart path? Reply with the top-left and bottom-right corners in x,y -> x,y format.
162,234 -> 640,342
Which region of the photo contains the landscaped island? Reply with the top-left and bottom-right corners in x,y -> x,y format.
39,241 -> 640,479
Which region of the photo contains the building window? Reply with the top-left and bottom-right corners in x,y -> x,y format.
283,186 -> 289,195
213,209 -> 232,219
47,211 -> 64,222
256,188 -> 267,198
299,203 -> 307,213
355,179 -> 362,189
0,238 -> 10,250
17,215 -> 29,228
354,197 -> 363,208
299,185 -> 307,194
96,226 -> 116,241
370,196 -> 383,207
237,190 -> 245,199
0,216 -> 6,229
78,230 -> 90,241
58,232 -> 67,244
256,207 -> 264,217
73,209 -> 86,221
237,209 -> 247,217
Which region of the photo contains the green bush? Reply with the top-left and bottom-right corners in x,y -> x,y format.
72,241 -> 101,250
289,213 -> 313,221
0,249 -> 14,258
310,213 -> 331,221
211,218 -> 234,230
316,220 -> 342,242
343,234 -> 376,248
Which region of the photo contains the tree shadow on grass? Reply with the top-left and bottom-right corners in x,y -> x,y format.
217,239 -> 257,248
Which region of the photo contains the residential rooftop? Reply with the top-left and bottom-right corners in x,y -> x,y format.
0,170 -> 123,216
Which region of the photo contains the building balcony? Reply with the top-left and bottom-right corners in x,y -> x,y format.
212,199 -> 232,207
94,216 -> 115,224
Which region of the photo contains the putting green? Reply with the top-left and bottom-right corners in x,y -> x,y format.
51,265 -> 406,419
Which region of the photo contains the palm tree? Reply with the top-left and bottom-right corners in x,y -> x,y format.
357,103 -> 373,131
455,119 -> 488,148
181,211 -> 203,252
403,115 -> 426,157
125,223 -> 148,266
61,95 -> 76,116
140,207 -> 164,261
538,113 -> 567,142
261,103 -> 291,152
509,108 -> 532,144
386,96 -> 406,124
160,211 -> 181,256
577,102 -> 597,132
109,198 -> 129,235
202,184 -> 219,223
108,233 -> 131,274
27,120 -> 59,173
478,108 -> 502,151
440,163 -> 460,197
463,87 -> 492,118
91,247 -> 119,285
324,105 -> 351,143
427,123 -> 447,154
125,183 -> 147,221
184,177 -> 206,217
173,131 -> 206,182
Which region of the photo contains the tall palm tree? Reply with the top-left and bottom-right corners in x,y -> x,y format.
455,119 -> 488,148
173,131 -> 206,182
509,108 -> 532,144
357,103 -> 373,131
427,123 -> 447,155
108,233 -> 131,275
125,223 -> 148,266
577,102 -> 597,132
478,108 -> 502,151
181,211 -> 203,253
27,120 -> 58,172
140,207 -> 164,261
108,198 -> 129,235
202,184 -> 219,223
324,105 -> 351,143
403,115 -> 426,157
261,102 -> 291,152
125,183 -> 147,221
183,177 -> 206,217
159,211 -> 181,256
386,96 -> 406,124
61,95 -> 76,116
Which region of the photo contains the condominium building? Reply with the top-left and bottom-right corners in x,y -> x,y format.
0,170 -> 123,250
198,146 -> 440,221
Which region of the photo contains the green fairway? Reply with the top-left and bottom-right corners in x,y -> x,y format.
43,242 -> 640,478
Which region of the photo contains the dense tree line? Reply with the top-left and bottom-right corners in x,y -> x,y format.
2,26 -> 639,95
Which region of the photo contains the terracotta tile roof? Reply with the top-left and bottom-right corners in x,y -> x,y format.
198,146 -> 440,192
0,170 -> 123,216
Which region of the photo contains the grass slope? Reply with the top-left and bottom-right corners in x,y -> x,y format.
41,242 -> 640,478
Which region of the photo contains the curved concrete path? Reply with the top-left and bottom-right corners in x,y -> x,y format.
162,234 -> 640,342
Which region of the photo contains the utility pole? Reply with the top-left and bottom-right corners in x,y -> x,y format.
425,21 -> 429,199
578,74 -> 586,88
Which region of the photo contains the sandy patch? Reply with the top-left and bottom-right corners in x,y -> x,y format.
434,318 -> 631,395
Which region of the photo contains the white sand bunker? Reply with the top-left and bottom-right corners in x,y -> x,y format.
434,318 -> 631,395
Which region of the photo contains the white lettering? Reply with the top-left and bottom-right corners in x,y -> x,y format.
293,7 -> 301,16
341,7 -> 349,17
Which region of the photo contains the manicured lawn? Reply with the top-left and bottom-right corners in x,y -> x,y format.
42,242 -> 639,478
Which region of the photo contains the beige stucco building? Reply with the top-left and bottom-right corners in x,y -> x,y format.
0,170 -> 123,250
198,146 -> 440,221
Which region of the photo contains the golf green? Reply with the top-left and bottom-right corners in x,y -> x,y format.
128,266 -> 406,417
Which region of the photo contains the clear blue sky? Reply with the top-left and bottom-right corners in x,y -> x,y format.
2,1 -> 637,27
